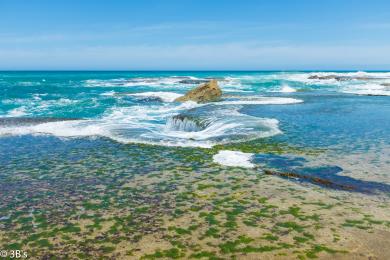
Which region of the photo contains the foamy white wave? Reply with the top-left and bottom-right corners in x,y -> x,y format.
100,91 -> 116,96
85,76 -> 200,88
162,113 -> 280,141
283,73 -> 338,85
84,78 -> 129,87
219,77 -> 254,92
1,97 -> 80,117
2,98 -> 30,105
128,92 -> 182,102
279,85 -> 296,93
99,104 -> 281,147
0,102 -> 281,148
213,150 -> 255,168
284,71 -> 390,85
342,83 -> 390,96
85,76 -> 261,93
7,107 -> 28,117
57,98 -> 75,105
0,120 -> 102,137
269,85 -> 297,93
217,97 -> 303,105
18,81 -> 41,86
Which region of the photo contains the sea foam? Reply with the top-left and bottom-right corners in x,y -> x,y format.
279,85 -> 297,93
213,150 -> 255,168
342,83 -> 390,96
217,97 -> 303,105
0,103 -> 282,148
128,92 -> 182,102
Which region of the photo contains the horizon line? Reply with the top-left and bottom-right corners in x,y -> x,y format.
1,69 -> 390,72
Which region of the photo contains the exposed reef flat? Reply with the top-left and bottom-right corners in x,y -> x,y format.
0,137 -> 389,259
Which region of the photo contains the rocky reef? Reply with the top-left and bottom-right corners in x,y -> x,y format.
175,79 -> 222,103
308,74 -> 387,81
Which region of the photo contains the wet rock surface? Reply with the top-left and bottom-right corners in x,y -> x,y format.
175,80 -> 222,103
308,75 -> 388,81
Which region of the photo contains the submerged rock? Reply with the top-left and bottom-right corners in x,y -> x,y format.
178,79 -> 210,84
263,169 -> 355,191
308,75 -> 338,80
174,80 -> 222,103
308,75 -> 354,81
308,75 -> 387,81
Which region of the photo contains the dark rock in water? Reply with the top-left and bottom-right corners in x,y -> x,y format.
308,75 -> 336,80
0,117 -> 82,126
263,169 -> 355,191
256,153 -> 390,194
178,79 -> 210,84
264,167 -> 390,194
175,79 -> 222,103
308,75 -> 351,81
135,96 -> 163,103
308,75 -> 388,81
381,83 -> 390,87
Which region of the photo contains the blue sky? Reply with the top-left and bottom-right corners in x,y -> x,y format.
1,0 -> 390,70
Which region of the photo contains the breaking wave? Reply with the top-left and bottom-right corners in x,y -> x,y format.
279,85 -> 297,93
342,84 -> 390,96
0,102 -> 282,148
0,74 -> 312,147
216,97 -> 302,105
127,92 -> 182,102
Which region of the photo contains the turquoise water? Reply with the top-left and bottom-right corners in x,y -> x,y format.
1,71 -> 389,150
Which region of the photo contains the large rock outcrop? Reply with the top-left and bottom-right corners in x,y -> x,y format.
175,79 -> 222,103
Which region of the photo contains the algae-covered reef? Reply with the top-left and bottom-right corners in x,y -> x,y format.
0,137 -> 389,259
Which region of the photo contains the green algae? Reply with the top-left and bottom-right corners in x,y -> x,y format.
262,234 -> 279,242
0,139 -> 385,259
276,221 -> 306,233
305,244 -> 345,259
142,248 -> 184,259
190,251 -> 221,259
